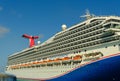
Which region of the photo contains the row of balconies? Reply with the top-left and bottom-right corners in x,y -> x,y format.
35,35 -> 119,58
8,50 -> 36,60
36,22 -> 103,54
37,28 -> 103,54
54,20 -> 102,40
106,19 -> 120,23
54,23 -> 102,44
8,47 -> 36,60
37,30 -> 104,55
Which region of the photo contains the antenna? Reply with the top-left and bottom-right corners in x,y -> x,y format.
86,9 -> 91,19
22,34 -> 39,48
80,9 -> 95,20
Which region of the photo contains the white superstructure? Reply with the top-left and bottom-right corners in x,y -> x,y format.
6,11 -> 120,79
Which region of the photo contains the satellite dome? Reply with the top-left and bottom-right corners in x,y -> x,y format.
61,24 -> 67,31
37,41 -> 41,44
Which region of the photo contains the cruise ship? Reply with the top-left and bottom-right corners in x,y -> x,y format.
6,11 -> 120,81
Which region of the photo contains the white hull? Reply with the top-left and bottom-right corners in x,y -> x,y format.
6,41 -> 120,79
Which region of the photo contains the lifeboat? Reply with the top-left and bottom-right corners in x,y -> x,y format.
19,63 -> 29,67
11,65 -> 18,69
36,61 -> 42,64
61,57 -> 71,63
21,63 -> 26,67
32,61 -> 39,64
27,62 -> 32,66
40,60 -> 47,65
84,54 -> 90,57
46,59 -> 54,65
54,58 -> 62,62
47,59 -> 54,63
83,52 -> 103,61
73,55 -> 82,61
62,57 -> 71,60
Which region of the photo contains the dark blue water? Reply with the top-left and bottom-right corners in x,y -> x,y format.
17,78 -> 39,81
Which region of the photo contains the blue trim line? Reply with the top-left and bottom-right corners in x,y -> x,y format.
46,55 -> 120,81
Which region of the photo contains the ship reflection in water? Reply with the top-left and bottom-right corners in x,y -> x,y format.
0,73 -> 16,81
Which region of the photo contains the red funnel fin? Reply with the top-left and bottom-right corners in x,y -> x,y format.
22,34 -> 39,48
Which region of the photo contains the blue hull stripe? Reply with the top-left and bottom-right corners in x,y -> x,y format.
46,54 -> 120,81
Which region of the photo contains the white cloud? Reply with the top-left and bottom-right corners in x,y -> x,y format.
0,26 -> 9,38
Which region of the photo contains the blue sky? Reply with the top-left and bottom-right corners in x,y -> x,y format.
0,0 -> 120,72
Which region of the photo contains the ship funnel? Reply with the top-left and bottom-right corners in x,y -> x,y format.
22,34 -> 39,48
62,24 -> 67,31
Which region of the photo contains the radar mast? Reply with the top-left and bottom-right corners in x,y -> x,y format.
81,10 -> 95,20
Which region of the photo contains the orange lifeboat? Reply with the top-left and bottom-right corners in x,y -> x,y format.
73,55 -> 82,60
47,59 -> 54,63
62,57 -> 71,61
20,63 -> 28,67
36,61 -> 42,64
32,61 -> 39,64
27,62 -> 32,66
22,63 -> 26,67
12,65 -> 19,69
54,58 -> 62,62
41,60 -> 47,64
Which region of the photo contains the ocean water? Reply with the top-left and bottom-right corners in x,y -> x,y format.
17,78 -> 39,81
0,73 -> 39,81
